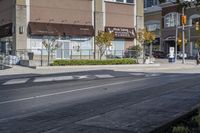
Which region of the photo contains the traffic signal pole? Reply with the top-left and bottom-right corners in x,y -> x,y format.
182,7 -> 186,64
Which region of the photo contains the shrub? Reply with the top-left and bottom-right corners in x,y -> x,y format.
51,59 -> 137,66
172,126 -> 189,133
191,112 -> 200,127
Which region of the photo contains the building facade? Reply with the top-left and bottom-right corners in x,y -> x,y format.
0,0 -> 144,60
144,0 -> 200,57
144,0 -> 162,53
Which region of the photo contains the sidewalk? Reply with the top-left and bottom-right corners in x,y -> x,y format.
0,59 -> 199,80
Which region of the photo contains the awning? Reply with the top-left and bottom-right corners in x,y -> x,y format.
164,36 -> 176,41
0,23 -> 12,38
28,22 -> 94,37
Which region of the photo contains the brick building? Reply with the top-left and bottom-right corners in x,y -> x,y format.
0,0 -> 144,61
144,0 -> 200,57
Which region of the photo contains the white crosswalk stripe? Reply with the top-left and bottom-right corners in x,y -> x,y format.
3,78 -> 29,85
95,74 -> 114,78
130,73 -> 145,76
33,76 -> 74,83
76,75 -> 89,79
145,73 -> 161,77
2,74 -> 116,85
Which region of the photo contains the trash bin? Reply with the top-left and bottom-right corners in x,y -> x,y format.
28,52 -> 34,60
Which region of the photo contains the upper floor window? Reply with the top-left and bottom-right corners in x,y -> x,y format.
113,0 -> 134,4
159,0 -> 176,4
145,20 -> 160,31
164,12 -> 180,28
189,14 -> 200,26
144,0 -> 159,8
146,23 -> 160,31
192,18 -> 200,25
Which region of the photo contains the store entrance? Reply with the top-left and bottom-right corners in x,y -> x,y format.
163,40 -> 180,54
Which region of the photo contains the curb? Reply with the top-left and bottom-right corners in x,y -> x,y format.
35,64 -> 161,70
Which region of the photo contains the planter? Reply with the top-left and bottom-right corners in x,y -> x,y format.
28,52 -> 34,60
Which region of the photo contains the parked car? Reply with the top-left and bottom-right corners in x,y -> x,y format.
152,51 -> 166,58
177,52 -> 187,59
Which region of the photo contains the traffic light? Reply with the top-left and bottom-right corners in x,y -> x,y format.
182,15 -> 187,25
196,21 -> 199,31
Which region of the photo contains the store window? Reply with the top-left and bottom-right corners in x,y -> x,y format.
164,12 -> 180,28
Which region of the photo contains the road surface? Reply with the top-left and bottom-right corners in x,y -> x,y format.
0,70 -> 200,133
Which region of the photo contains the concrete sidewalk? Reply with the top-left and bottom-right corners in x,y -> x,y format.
0,60 -> 199,80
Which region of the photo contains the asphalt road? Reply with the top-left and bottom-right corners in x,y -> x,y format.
0,71 -> 200,133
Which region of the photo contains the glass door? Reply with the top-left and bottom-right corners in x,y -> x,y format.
56,41 -> 70,59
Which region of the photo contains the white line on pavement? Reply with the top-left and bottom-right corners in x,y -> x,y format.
33,76 -> 74,83
145,74 -> 161,77
3,78 -> 30,85
0,78 -> 145,105
130,73 -> 145,76
76,75 -> 90,79
95,74 -> 114,78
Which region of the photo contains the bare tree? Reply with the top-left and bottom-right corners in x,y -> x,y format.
95,32 -> 115,60
42,38 -> 62,65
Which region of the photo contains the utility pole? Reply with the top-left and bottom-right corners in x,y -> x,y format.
175,12 -> 179,62
93,0 -> 96,60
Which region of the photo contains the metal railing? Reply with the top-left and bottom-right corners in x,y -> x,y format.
11,49 -> 142,66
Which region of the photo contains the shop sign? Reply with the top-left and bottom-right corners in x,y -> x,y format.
105,27 -> 136,39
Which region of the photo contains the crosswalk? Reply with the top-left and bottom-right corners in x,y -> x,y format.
1,73 -> 161,86
3,78 -> 29,85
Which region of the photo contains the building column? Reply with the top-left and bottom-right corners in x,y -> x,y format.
94,0 -> 105,59
14,0 -> 28,55
136,0 -> 144,46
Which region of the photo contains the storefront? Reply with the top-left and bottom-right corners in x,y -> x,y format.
0,23 -> 13,54
28,22 -> 94,59
105,27 -> 136,57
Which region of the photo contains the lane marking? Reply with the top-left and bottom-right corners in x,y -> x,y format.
3,78 -> 29,85
145,73 -> 161,77
130,73 -> 145,76
95,74 -> 114,78
76,75 -> 89,79
33,76 -> 74,83
0,78 -> 145,105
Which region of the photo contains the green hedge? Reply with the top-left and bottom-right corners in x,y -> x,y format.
51,59 -> 137,66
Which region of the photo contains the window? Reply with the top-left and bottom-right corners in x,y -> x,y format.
116,0 -> 124,2
113,0 -> 134,4
192,18 -> 200,25
164,12 -> 180,28
144,0 -> 159,8
126,0 -> 134,3
146,23 -> 160,31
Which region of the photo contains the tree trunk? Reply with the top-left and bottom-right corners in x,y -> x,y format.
150,43 -> 153,58
143,45 -> 145,64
